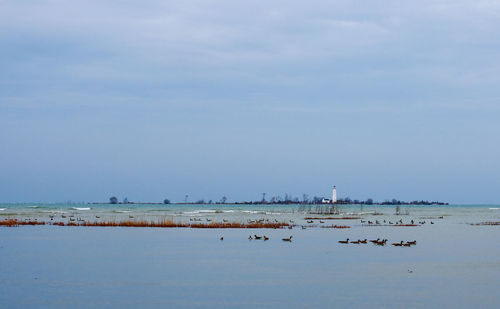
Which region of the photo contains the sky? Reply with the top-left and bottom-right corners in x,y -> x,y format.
1,0 -> 499,204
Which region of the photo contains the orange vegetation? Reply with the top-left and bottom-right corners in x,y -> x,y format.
45,219 -> 290,229
0,219 -> 46,227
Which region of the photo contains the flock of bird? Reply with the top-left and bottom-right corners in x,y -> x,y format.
46,214 -> 89,222
360,219 -> 433,225
46,215 -> 436,229
338,238 -> 417,247
192,218 -> 434,228
219,235 -> 293,242
219,235 -> 417,246
247,234 -> 290,241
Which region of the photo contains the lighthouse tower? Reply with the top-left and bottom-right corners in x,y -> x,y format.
332,186 -> 337,204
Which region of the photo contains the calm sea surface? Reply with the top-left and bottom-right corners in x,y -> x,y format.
1,203 -> 499,308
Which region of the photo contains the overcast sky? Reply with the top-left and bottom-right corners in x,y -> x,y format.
1,1 -> 499,203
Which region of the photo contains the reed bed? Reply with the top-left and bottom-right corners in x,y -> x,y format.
304,217 -> 360,220
0,219 -> 46,227
51,219 -> 290,229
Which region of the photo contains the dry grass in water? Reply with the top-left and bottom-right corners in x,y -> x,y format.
0,219 -> 46,227
48,219 -> 290,229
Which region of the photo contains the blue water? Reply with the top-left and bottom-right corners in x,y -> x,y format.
1,204 -> 499,308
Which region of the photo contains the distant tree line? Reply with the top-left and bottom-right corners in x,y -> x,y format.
105,195 -> 447,205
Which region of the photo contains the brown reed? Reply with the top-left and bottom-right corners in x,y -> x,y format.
47,219 -> 291,229
0,219 -> 46,227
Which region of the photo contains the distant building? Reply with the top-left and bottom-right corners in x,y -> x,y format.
321,186 -> 338,204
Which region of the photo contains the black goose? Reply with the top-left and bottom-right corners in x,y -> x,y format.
392,241 -> 404,246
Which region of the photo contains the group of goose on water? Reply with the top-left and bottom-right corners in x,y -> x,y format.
360,219 -> 434,225
338,238 -> 417,247
246,234 -> 280,241
46,214 -> 87,222
46,214 -> 105,222
220,235 -> 293,242
221,235 -> 415,246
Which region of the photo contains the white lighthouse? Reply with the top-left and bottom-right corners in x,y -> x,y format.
332,186 -> 337,204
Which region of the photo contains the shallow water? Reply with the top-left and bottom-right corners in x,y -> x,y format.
1,203 -> 499,225
1,204 -> 499,308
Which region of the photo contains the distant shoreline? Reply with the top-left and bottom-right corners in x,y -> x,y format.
90,201 -> 449,206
